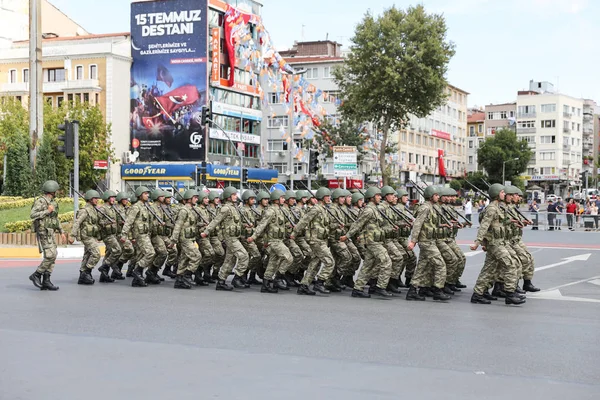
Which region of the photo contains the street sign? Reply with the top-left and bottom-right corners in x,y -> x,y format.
93,160 -> 108,170
333,146 -> 357,178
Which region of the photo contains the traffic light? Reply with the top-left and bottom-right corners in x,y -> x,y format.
201,104 -> 212,127
57,121 -> 74,158
309,149 -> 320,174
242,168 -> 248,183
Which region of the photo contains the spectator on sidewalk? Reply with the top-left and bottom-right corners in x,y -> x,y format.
463,198 -> 472,223
529,200 -> 539,230
566,198 -> 577,231
590,202 -> 599,230
555,199 -> 564,230
547,200 -> 557,231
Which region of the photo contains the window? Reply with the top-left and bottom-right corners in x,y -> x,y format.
415,154 -> 420,164
429,138 -> 433,147
267,140 -> 287,152
219,64 -> 230,81
540,136 -> 556,144
401,132 -> 407,142
469,156 -> 474,164
539,152 -> 555,160
75,65 -> 83,80
9,69 -> 16,83
322,66 -> 331,78
577,108 -> 581,116
429,156 -> 433,166
67,93 -> 73,103
322,91 -> 340,103
83,93 -> 89,103
305,67 -> 319,79
517,120 -> 535,128
267,116 -> 288,129
518,105 -> 536,117
468,140 -> 474,149
89,65 -> 98,80
563,120 -> 569,129
44,68 -> 66,82
416,135 -> 421,145
409,133 -> 414,143
500,111 -> 507,119
268,92 -> 282,104
45,96 -> 53,106
408,153 -> 413,163
469,126 -> 475,136
487,112 -> 494,120
577,123 -> 580,131
478,124 -> 483,133
95,93 -> 99,105
22,69 -> 29,83
541,104 -> 556,113
540,120 -> 556,128
57,96 -> 64,107
16,95 -> 22,104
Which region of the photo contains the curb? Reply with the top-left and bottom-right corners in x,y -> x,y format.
0,246 -> 106,259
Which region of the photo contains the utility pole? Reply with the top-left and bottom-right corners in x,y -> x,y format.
288,71 -> 295,191
29,0 -> 43,170
73,121 -> 80,213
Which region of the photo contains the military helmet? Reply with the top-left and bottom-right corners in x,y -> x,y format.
270,189 -> 285,201
315,187 -> 332,200
208,191 -> 220,201
488,183 -> 505,199
396,188 -> 408,197
116,192 -> 129,202
515,187 -> 523,196
163,191 -> 173,199
295,190 -> 308,201
439,187 -> 451,197
257,190 -> 271,201
198,190 -> 208,201
364,186 -> 381,200
102,190 -> 117,201
42,180 -> 60,193
135,186 -> 151,198
222,186 -> 238,200
331,188 -> 345,200
183,189 -> 199,200
285,190 -> 296,200
447,188 -> 458,196
423,185 -> 440,200
150,189 -> 164,201
84,189 -> 101,201
380,186 -> 396,197
242,190 -> 257,202
351,192 -> 364,204
504,185 -> 520,195
343,189 -> 352,197
306,190 -> 315,199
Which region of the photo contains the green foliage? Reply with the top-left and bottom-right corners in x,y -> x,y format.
334,5 -> 455,185
3,132 -> 33,197
477,129 -> 532,184
4,210 -> 74,233
315,119 -> 368,159
33,134 -> 57,191
0,98 -> 29,191
449,179 -> 462,191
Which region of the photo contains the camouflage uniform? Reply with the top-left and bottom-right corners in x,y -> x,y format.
161,201 -> 179,275
71,203 -> 101,273
328,202 -> 353,285
149,200 -> 168,279
380,201 -> 406,289
239,203 -> 262,272
433,203 -> 459,288
170,203 -> 201,279
206,203 -> 225,276
114,201 -> 135,264
393,203 -> 416,283
441,202 -> 466,285
99,202 -> 121,270
293,201 -> 312,270
282,203 -> 304,277
121,200 -> 155,286
348,205 -> 367,259
30,195 -> 63,274
195,201 -> 215,278
343,204 -> 362,277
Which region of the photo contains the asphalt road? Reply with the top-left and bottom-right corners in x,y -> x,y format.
1,228 -> 599,400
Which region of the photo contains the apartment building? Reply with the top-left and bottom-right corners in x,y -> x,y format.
466,110 -> 484,172
484,102 -> 516,136
582,99 -> 597,176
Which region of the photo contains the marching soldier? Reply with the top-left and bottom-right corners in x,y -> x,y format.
71,190 -> 102,285
435,188 -> 461,295
161,192 -> 178,279
113,191 -> 135,280
293,190 -> 313,276
169,189 -> 202,289
282,190 -> 304,287
146,189 -> 167,284
206,191 -> 225,281
201,187 -> 249,291
343,191 -> 362,288
348,192 -> 367,262
120,186 -> 156,287
255,190 -> 271,279
250,189 -> 293,293
239,190 -> 262,284
380,186 -> 406,294
509,186 -> 540,292
406,185 -> 450,301
29,180 -> 67,291
97,190 -> 121,283
327,189 -> 353,291
394,188 -> 416,287
440,188 -> 467,291
195,191 -> 216,283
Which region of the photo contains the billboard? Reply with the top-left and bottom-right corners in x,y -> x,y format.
130,0 -> 208,161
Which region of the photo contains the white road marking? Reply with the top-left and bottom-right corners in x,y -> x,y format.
540,275 -> 600,292
535,253 -> 591,272
588,279 -> 600,286
528,289 -> 600,304
463,251 -> 484,257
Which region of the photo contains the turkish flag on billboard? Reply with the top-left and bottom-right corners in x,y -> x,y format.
438,149 -> 447,178
155,85 -> 199,118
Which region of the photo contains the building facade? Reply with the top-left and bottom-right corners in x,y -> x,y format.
582,99 -> 597,177
466,110 -> 484,172
484,102 -> 516,136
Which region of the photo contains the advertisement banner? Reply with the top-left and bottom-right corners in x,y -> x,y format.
211,27 -> 220,84
130,0 -> 208,161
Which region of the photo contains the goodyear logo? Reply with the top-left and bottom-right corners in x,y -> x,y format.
212,168 -> 240,177
124,166 -> 167,176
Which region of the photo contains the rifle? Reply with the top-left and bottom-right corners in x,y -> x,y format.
407,180 -> 452,227
111,205 -> 127,226
162,204 -> 176,225
465,179 -> 525,227
168,183 -> 209,225
297,181 -> 346,227
348,182 -> 401,230
71,186 -> 115,223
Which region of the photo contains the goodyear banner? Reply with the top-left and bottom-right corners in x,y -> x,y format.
130,0 -> 208,161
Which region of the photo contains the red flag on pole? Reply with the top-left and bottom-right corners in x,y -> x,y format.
438,149 -> 447,178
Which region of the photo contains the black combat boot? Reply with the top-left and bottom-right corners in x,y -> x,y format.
505,291 -> 526,305
41,272 -> 59,291
373,286 -> 393,299
111,261 -> 125,280
492,282 -> 507,298
174,275 -> 192,289
211,267 -> 220,282
397,277 -> 407,288
418,287 -> 434,298
126,262 -> 135,278
342,275 -> 355,289
351,288 -> 371,298
78,270 -> 94,285
333,275 -> 346,290
98,264 -> 115,283
449,284 -> 461,292
470,293 -> 491,304
231,274 -> 246,289
247,271 -> 261,285
442,284 -> 455,295
404,276 -> 412,287
387,279 -> 402,294
483,291 -> 498,301
405,286 -> 425,301
523,280 -> 540,292
204,265 -> 216,283
183,270 -> 194,286
284,272 -> 300,288
325,281 -> 341,292
163,264 -> 176,279
29,271 -> 43,289
455,280 -> 466,289
274,273 -> 290,290
515,286 -> 526,295
313,280 -> 330,294
216,279 -> 233,291
195,269 -> 209,286
145,267 -> 162,285
261,279 -> 278,293
131,267 -> 148,287
432,287 -> 451,301
297,284 -> 316,295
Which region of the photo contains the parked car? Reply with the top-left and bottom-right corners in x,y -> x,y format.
546,194 -> 562,203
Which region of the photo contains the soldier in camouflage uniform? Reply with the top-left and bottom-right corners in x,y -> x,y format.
201,187 -> 249,291
169,189 -> 202,289
508,186 -> 539,292
250,189 -> 294,293
439,188 -> 467,292
293,190 -> 312,276
195,191 -> 216,283
97,190 -> 121,283
348,192 -> 367,262
161,192 -> 178,279
113,192 -> 135,280
327,189 -> 353,291
406,185 -> 451,301
120,186 -> 155,287
145,189 -> 167,284
343,191 -> 362,288
434,188 -> 461,296
29,180 -> 66,291
282,190 -> 304,287
380,186 -> 406,294
206,191 -> 225,281
290,187 -> 335,295
71,190 -> 102,285
254,190 -> 271,279
470,184 -> 525,305
239,190 -> 262,285
394,189 -> 417,287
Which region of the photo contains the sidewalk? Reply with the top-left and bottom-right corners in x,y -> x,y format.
0,244 -> 106,259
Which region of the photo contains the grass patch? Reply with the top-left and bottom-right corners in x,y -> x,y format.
0,205 -> 72,232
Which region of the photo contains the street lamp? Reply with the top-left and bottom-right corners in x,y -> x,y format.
281,67 -> 308,191
502,157 -> 519,185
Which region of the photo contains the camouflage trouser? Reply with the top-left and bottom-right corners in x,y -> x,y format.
384,239 -> 405,280
517,240 -> 534,280
284,238 -> 304,275
218,237 -> 249,280
436,239 -> 459,285
210,236 -> 225,270
329,240 -> 353,278
165,238 -> 178,268
396,237 -> 417,280
241,238 -> 261,272
37,231 -> 58,273
197,237 -> 215,267
264,240 -> 293,280
295,237 -> 312,270
151,235 -> 168,269
411,241 -> 446,289
134,234 -> 156,269
354,238 -> 367,259
102,235 -> 122,266
118,236 -> 135,263
301,240 -> 334,286
353,242 -> 392,290
346,240 -> 362,275
495,244 -> 524,284
445,239 -> 466,284
176,239 -> 201,275
473,242 -> 518,295
80,237 -> 101,272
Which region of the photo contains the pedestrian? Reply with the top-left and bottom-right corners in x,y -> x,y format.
529,200 -> 539,230
463,198 -> 472,223
555,200 -> 564,230
566,198 -> 577,231
546,200 -> 556,231
589,202 -> 598,230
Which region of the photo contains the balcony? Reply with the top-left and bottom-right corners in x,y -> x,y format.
527,142 -> 536,149
563,127 -> 571,134
583,113 -> 593,121
563,112 -> 572,118
562,144 -> 571,151
518,112 -> 536,118
518,127 -> 536,134
0,79 -> 101,94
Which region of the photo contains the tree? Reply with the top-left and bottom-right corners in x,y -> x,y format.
3,132 -> 33,196
0,97 -> 29,191
315,119 -> 368,160
477,128 -> 532,185
34,135 -> 58,192
333,5 -> 455,185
